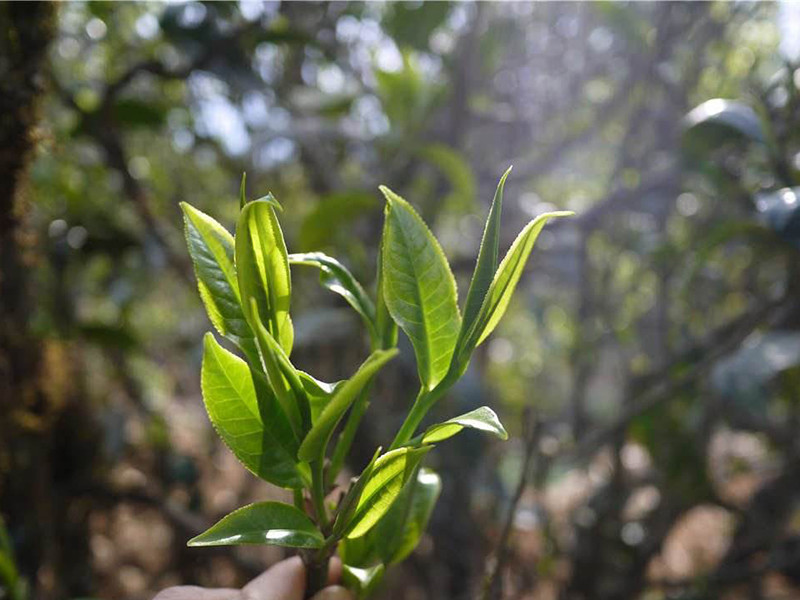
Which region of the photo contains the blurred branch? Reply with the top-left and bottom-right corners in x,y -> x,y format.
90,487 -> 264,578
566,294 -> 794,465
481,411 -> 545,600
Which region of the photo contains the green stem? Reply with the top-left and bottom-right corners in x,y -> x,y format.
310,459 -> 329,531
293,487 -> 305,511
328,384 -> 372,485
388,382 -> 443,449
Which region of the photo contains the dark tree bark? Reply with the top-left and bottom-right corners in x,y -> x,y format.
1,4 -> 100,599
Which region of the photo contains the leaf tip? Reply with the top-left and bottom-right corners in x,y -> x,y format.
378,185 -> 401,206
179,201 -> 195,218
239,172 -> 247,209
254,192 -> 283,212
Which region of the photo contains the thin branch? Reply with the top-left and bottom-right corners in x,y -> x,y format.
481,410 -> 543,600
564,295 -> 794,465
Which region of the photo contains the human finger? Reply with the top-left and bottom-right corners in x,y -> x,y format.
310,586 -> 352,600
240,556 -> 306,600
153,586 -> 239,600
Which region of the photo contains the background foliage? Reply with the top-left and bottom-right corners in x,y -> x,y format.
3,2 -> 800,599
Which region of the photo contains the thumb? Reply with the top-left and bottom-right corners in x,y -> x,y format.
310,586 -> 352,600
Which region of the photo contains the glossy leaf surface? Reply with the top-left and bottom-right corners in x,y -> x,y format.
683,99 -> 765,144
420,406 -> 508,444
345,446 -> 430,539
298,371 -> 342,423
755,187 -> 800,247
341,564 -> 385,600
201,334 -> 304,488
289,252 -> 377,339
375,468 -> 441,564
298,349 -> 398,462
188,501 -> 323,548
181,203 -> 254,354
236,199 -> 293,354
380,186 -> 460,389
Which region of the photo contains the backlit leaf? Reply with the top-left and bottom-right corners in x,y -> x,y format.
419,406 -> 508,444
457,168 -> 510,353
380,187 -> 460,389
236,199 -> 293,354
375,468 -> 441,564
298,349 -> 398,462
181,203 -> 255,356
345,446 -> 430,539
454,211 -> 572,370
201,334 -> 305,488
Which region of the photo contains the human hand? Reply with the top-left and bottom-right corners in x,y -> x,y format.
153,556 -> 351,600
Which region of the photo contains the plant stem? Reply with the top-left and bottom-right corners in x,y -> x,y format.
302,541 -> 336,599
303,553 -> 330,599
310,459 -> 329,531
389,378 -> 451,450
293,488 -> 305,511
328,384 -> 372,485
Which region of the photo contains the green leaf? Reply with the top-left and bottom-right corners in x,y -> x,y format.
181,203 -> 255,356
297,370 -> 342,423
419,406 -> 508,444
458,168 -> 510,346
683,99 -> 766,144
332,447 -> 382,538
289,252 -> 378,341
249,306 -> 309,434
239,172 -> 247,210
340,468 -> 442,568
341,564 -> 385,599
188,501 -> 323,548
453,211 -> 573,370
298,349 -> 398,462
345,446 -> 431,539
380,187 -> 461,390
201,334 -> 305,488
375,468 -> 441,564
375,238 -> 398,350
235,199 -> 293,354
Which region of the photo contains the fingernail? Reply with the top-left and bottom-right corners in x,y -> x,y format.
312,586 -> 353,600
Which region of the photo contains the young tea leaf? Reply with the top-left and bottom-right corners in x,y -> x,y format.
201,334 -> 306,488
375,468 -> 441,564
289,252 -> 378,341
332,447 -> 382,539
181,203 -> 255,356
298,370 -> 342,423
298,348 -> 398,462
345,446 -> 431,539
375,237 -> 398,350
458,168 -> 510,348
341,564 -> 386,599
419,406 -> 508,444
188,501 -> 323,548
453,211 -> 573,372
249,304 -> 309,434
236,199 -> 293,354
380,187 -> 461,390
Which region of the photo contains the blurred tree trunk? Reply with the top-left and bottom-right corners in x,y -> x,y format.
1,4 -> 99,598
